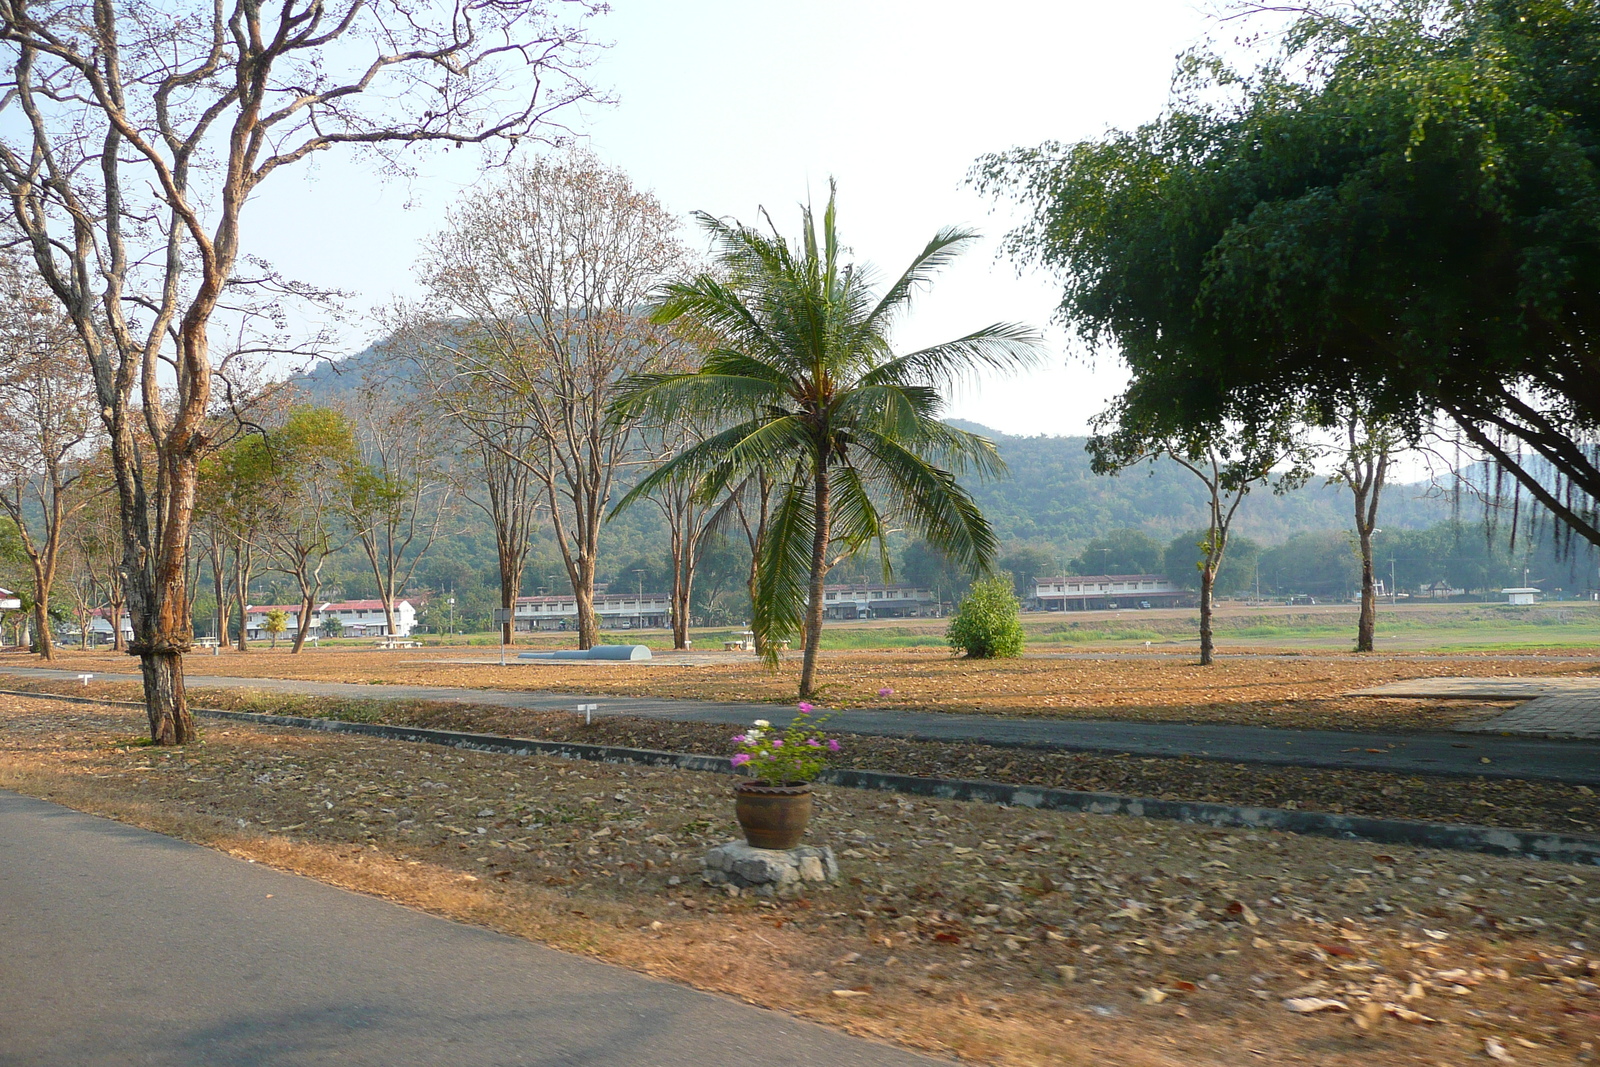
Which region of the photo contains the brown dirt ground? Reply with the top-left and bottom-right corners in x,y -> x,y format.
9,647 -> 1600,731
6,676 -> 1596,835
3,694 -> 1598,1067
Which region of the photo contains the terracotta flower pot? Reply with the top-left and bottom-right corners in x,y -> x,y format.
734,780 -> 813,849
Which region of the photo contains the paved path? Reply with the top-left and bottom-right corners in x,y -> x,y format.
1352,677 -> 1600,740
7,666 -> 1600,786
0,790 -> 941,1067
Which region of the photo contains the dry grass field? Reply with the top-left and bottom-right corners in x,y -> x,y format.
2,693 -> 1597,1067
9,645 -> 1599,732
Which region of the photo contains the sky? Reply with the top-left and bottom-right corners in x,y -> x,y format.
245,0 -> 1232,437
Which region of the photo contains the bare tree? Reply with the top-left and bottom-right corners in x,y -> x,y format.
390,322 -> 542,645
635,424 -> 717,649
341,391 -> 452,639
1331,414 -> 1397,654
62,464 -> 124,649
415,151 -> 691,649
0,257 -> 97,659
0,0 -> 603,743
1091,416 -> 1313,666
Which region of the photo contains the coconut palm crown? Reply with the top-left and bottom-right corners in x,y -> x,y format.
611,184 -> 1042,698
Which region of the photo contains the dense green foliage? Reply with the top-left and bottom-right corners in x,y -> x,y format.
976,0 -> 1600,549
1164,531 -> 1261,596
946,574 -> 1026,658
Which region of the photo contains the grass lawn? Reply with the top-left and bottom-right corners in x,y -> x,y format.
2,693 -> 1596,1067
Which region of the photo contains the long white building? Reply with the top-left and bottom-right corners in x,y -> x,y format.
1031,574 -> 1188,611
822,583 -> 940,620
514,592 -> 670,631
244,599 -> 418,639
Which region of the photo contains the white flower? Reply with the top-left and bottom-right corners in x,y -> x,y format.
753,719 -> 771,728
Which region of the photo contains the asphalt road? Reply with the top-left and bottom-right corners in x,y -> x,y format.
5,665 -> 1599,785
0,790 -> 942,1067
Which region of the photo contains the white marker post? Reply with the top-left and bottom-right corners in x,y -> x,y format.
492,607 -> 514,666
576,703 -> 598,725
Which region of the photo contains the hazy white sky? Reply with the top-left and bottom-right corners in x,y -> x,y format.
247,0 -> 1228,436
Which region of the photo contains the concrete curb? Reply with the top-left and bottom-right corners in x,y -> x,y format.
6,687 -> 1598,867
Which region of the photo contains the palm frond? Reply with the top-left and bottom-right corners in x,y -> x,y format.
752,482 -> 815,665
861,226 -> 982,333
857,321 -> 1046,391
850,428 -> 999,574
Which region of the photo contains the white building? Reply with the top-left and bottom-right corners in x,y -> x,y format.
1502,587 -> 1541,606
244,599 -> 418,639
515,592 -> 670,631
1031,574 -> 1188,611
822,584 -> 939,620
0,586 -> 19,612
87,608 -> 134,643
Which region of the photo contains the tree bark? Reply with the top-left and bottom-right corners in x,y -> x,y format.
799,462 -> 832,699
30,598 -> 52,660
1357,529 -> 1377,652
574,553 -> 598,649
140,649 -> 195,745
232,546 -> 249,652
291,593 -> 315,653
1198,565 -> 1216,667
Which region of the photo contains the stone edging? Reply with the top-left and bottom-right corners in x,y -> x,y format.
5,687 -> 1598,867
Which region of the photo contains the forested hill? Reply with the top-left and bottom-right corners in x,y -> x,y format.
943,420 -> 1451,546
290,350 -> 1449,557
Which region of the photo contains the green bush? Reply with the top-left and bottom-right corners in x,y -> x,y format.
946,575 -> 1025,658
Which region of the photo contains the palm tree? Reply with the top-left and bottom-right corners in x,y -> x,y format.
611,184 -> 1041,698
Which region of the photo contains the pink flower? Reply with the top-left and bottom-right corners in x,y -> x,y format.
826,739 -> 841,752
730,753 -> 752,767
805,738 -> 822,747
878,687 -> 894,698
797,702 -> 814,714
731,734 -> 747,743
770,739 -> 783,748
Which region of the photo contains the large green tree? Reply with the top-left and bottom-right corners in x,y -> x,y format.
612,185 -> 1040,697
977,0 -> 1600,553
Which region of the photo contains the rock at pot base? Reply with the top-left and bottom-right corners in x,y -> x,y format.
701,841 -> 839,896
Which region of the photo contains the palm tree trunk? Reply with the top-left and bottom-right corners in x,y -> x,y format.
799,464 -> 831,699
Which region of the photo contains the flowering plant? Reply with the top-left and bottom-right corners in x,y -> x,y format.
729,702 -> 842,784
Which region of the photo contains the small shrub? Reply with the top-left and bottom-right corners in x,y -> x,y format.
946,575 -> 1025,658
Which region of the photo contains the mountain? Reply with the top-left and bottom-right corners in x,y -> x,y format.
944,420 -> 1450,547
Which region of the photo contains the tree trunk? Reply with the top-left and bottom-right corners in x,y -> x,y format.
109,585 -> 127,652
574,558 -> 598,649
381,596 -> 398,638
798,465 -> 831,699
1198,566 -> 1216,667
31,598 -> 53,660
232,549 -> 249,652
291,592 -> 315,653
746,560 -> 765,656
1356,530 -> 1377,653
140,650 -> 196,745
498,549 -> 518,645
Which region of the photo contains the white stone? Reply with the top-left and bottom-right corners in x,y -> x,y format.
700,841 -> 839,891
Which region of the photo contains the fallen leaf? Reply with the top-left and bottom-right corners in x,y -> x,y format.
832,989 -> 870,998
1382,1003 -> 1437,1025
1141,987 -> 1168,1005
1485,1036 -> 1514,1062
1284,997 -> 1349,1014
